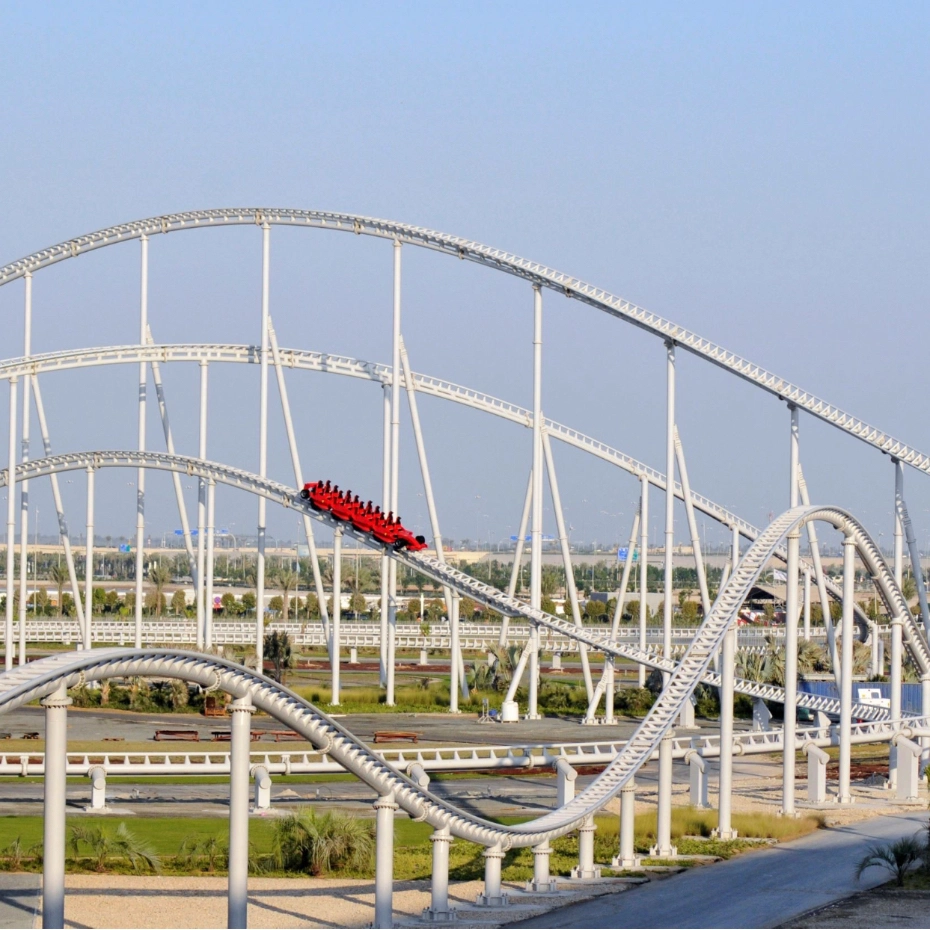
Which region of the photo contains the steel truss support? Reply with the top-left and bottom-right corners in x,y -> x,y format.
17,273 -> 32,667
639,475 -> 650,688
255,222 -> 271,669
145,326 -> 196,576
525,284 -> 544,721
500,469 -> 533,649
890,459 -> 905,787
267,320 -> 330,647
332,526 -> 342,706
673,428 -> 711,615
380,384 -> 390,686
196,360 -> 208,649
386,241 -> 403,707
782,405 -> 800,816
84,467 -> 95,630
837,532 -> 856,804
399,337 -> 466,700
543,430 -> 593,701
30,379 -> 86,646
133,236 -> 148,651
5,377 -> 17,671
205,479 -> 216,650
798,467 -> 841,680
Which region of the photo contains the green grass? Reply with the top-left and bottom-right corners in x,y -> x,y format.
0,805 -> 823,879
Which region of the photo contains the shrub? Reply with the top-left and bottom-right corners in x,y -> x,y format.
269,809 -> 374,875
856,835 -> 923,887
614,687 -> 655,716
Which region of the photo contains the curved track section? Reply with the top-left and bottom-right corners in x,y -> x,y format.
0,342 -> 874,634
0,450 -> 922,721
2,209 -> 929,473
0,505 -> 923,848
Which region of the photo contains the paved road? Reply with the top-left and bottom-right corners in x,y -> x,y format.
0,874 -> 39,930
510,812 -> 928,929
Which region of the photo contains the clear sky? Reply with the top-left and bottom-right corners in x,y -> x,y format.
0,2 -> 928,554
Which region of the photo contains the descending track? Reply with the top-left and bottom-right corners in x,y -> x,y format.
1,450 -> 925,724
0,504 -> 923,848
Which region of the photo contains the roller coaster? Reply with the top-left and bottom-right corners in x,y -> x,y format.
0,210 -> 928,928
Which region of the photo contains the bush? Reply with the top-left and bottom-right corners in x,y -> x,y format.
614,687 -> 655,716
269,809 -> 374,875
856,835 -> 923,887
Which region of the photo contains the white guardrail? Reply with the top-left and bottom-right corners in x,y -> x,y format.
23,620 -> 824,651
1,715 -> 921,778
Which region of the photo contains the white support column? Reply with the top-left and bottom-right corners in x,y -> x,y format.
571,816 -> 601,880
17,273 -> 32,667
687,751 -> 709,809
663,342 -> 675,665
715,627 -> 737,838
252,765 -> 271,811
196,360 -> 208,649
890,460 -> 905,788
803,568 -> 812,641
380,384 -> 391,685
205,479 -> 216,650
255,221 -> 271,670
612,779 -> 640,869
782,405 -> 800,817
373,793 -> 398,929
527,285 -> 544,721
500,469 -> 533,648
732,523 -> 740,574
267,320 -> 330,644
30,380 -> 86,645
838,532 -> 855,805
228,696 -> 254,929
475,844 -> 508,907
84,467 -> 94,634
651,731 -> 677,857
42,680 -> 70,929
805,743 -> 829,804
134,236 -> 148,651
449,593 -> 460,714
5,377 -> 17,671
386,240 -> 403,709
528,842 -> 558,894
555,758 -> 577,806
423,828 -> 455,920
88,765 -> 106,811
639,475 -> 649,687
331,527 -> 342,706
543,430 -> 593,701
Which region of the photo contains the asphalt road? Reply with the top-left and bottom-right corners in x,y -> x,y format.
0,874 -> 39,930
510,812 -> 929,929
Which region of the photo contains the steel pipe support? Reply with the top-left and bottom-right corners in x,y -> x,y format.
374,792 -> 398,928
42,681 -> 70,929
571,816 -> 601,880
475,844 -> 508,908
612,780 -> 641,869
422,828 -> 456,920
228,697 -> 254,929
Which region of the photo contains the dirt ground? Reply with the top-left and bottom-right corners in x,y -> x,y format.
787,887 -> 930,928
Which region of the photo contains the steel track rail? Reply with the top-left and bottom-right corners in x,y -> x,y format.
1,209 -> 928,473
0,342 -> 874,634
0,451 -> 920,718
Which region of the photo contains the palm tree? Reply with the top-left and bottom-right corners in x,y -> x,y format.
856,835 -> 923,887
148,563 -> 172,617
269,808 -> 374,875
277,569 -> 298,621
69,823 -> 160,873
49,564 -> 68,617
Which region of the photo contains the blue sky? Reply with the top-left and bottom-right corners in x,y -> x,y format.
0,2 -> 928,552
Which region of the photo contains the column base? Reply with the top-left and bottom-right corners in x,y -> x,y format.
421,906 -> 457,921
523,713 -> 542,721
525,879 -> 560,894
648,845 -> 678,858
474,893 -> 509,907
570,865 -> 602,880
499,701 -> 520,723
834,795 -> 855,805
777,808 -> 800,818
711,828 -> 738,840
611,855 -> 642,870
580,716 -> 599,726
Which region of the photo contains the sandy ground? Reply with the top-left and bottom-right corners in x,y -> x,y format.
787,888 -> 930,928
56,876 -> 637,930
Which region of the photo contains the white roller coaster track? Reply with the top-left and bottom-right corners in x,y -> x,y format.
1,208 -> 928,474
1,450 -> 926,724
0,502 -> 924,848
0,342 -> 875,635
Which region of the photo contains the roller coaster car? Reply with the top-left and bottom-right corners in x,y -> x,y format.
330,490 -> 357,522
393,527 -> 428,552
301,481 -> 333,512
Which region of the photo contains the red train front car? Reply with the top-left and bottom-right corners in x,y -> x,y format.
299,481 -> 428,552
